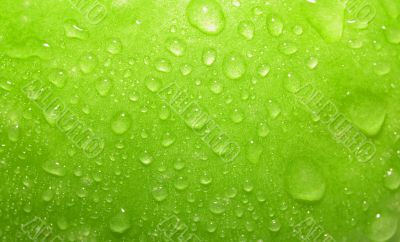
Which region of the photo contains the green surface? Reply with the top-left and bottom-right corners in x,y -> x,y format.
1,0 -> 400,241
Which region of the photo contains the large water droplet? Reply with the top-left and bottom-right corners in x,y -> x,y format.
48,69 -> 67,88
145,76 -> 162,92
64,19 -> 88,40
186,0 -> 225,35
384,168 -> 400,191
367,213 -> 398,242
341,89 -> 386,137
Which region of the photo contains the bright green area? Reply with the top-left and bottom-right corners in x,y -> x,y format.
0,0 -> 400,241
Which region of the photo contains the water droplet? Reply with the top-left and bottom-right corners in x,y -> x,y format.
293,25 -> 303,35
166,38 -> 186,57
257,64 -> 270,77
64,19 -> 88,40
200,172 -> 213,185
186,0 -> 225,35
107,38 -> 123,55
180,64 -> 192,76
96,77 -> 113,97
304,1 -> 345,42
279,42 -> 298,55
152,186 -> 168,202
161,132 -> 176,147
267,15 -> 283,37
238,21 -> 255,40
266,100 -> 281,119
139,151 -> 153,166
7,123 -> 20,142
109,210 -> 131,234
42,189 -> 54,202
209,199 -> 225,214
373,63 -> 391,76
341,89 -> 386,136
243,179 -> 254,192
367,213 -> 398,242
174,176 -> 189,190
257,122 -> 270,137
306,57 -> 318,70
145,75 -> 162,92
210,81 -> 223,94
48,69 -> 67,88
79,52 -> 98,74
223,53 -> 246,80
202,48 -> 217,66
42,160 -> 66,177
206,221 -> 218,233
154,58 -> 172,73
230,109 -> 244,123
111,112 -> 131,135
286,158 -> 326,202
384,168 -> 400,191
384,25 -> 400,44
246,140 -> 263,164
268,219 -> 281,232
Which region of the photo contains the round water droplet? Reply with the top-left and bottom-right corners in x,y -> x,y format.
384,168 -> 400,191
223,53 -> 246,80
109,211 -> 131,234
111,112 -> 131,135
286,158 -> 326,202
200,172 -> 213,185
107,38 -> 122,55
268,219 -> 281,232
174,176 -> 189,190
166,38 -> 186,57
202,48 -> 217,66
209,199 -> 225,214
186,0 -> 225,35
145,76 -> 162,92
210,81 -> 223,94
373,63 -> 391,76
139,152 -> 153,166
42,160 -> 66,177
48,69 -> 67,88
230,109 -> 244,123
367,213 -> 398,242
79,52 -> 98,74
238,21 -> 255,40
155,58 -> 172,73
384,25 -> 400,44
96,77 -> 113,97
152,185 -> 168,202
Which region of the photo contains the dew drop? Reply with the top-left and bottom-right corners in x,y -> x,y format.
202,48 -> 217,66
96,77 -> 113,97
111,112 -> 131,135
186,0 -> 225,35
166,38 -> 186,57
223,53 -> 246,80
42,160 -> 66,177
267,15 -> 283,37
238,21 -> 255,40
109,210 -> 131,234
79,52 -> 98,74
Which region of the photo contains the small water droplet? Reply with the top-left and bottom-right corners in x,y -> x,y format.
111,112 -> 131,135
238,21 -> 255,40
186,0 -> 225,35
223,53 -> 246,80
